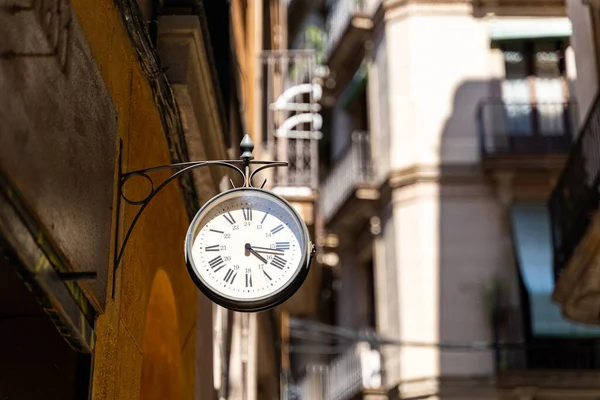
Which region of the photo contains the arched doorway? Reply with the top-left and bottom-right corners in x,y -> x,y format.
140,270 -> 183,400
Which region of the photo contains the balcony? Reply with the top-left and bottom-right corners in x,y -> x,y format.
297,342 -> 385,400
549,94 -> 600,323
549,95 -> 600,280
324,0 -> 372,98
258,50 -> 321,316
258,50 -> 320,191
495,341 -> 600,390
479,100 -> 577,156
321,132 -> 377,228
325,0 -> 369,58
477,100 -> 577,198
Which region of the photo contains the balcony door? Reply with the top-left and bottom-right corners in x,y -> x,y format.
501,39 -> 570,150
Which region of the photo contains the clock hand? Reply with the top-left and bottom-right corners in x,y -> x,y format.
253,249 -> 285,256
250,245 -> 285,253
245,243 -> 268,264
249,248 -> 268,263
249,245 -> 284,255
250,245 -> 274,250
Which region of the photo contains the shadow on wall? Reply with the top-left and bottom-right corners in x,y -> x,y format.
440,80 -> 496,165
437,77 -> 594,382
438,79 -> 524,378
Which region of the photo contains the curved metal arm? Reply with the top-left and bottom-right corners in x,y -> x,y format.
112,134 -> 288,298
120,161 -> 246,205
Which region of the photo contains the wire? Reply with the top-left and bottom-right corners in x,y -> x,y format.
288,317 -> 532,354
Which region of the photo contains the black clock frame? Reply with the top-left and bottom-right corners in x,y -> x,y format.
184,187 -> 312,312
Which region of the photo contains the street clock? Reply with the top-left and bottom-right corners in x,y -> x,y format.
116,134 -> 314,312
184,187 -> 312,312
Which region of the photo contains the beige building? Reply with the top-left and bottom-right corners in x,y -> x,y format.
288,0 -> 600,399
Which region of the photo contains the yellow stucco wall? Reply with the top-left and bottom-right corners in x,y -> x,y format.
68,1 -> 207,399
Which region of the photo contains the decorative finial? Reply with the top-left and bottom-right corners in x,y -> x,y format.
240,134 -> 254,163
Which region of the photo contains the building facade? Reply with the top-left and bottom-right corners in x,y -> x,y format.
289,0 -> 600,399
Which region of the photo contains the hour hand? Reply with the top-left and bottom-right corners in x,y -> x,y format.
245,243 -> 268,263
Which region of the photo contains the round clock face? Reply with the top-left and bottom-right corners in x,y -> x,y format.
185,188 -> 311,312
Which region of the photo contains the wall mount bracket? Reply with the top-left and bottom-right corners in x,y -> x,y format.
112,134 -> 287,298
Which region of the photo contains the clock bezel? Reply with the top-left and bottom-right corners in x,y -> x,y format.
184,187 -> 312,312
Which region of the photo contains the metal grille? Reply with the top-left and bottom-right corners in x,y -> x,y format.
321,131 -> 372,222
259,50 -> 320,189
296,342 -> 382,400
549,94 -> 600,280
298,364 -> 327,400
477,100 -> 577,156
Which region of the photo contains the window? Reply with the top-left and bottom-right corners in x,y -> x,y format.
499,39 -> 570,136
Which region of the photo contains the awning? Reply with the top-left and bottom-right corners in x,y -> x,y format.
511,203 -> 600,337
490,18 -> 572,41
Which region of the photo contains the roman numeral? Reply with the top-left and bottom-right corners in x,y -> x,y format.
261,212 -> 269,224
275,242 -> 290,251
208,256 -> 225,272
242,207 -> 252,221
205,245 -> 220,252
223,212 -> 236,224
210,229 -> 224,234
271,255 -> 286,269
224,269 -> 237,284
263,270 -> 272,281
271,224 -> 284,234
245,272 -> 252,287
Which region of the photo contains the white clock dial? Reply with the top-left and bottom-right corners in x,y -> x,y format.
185,188 -> 310,310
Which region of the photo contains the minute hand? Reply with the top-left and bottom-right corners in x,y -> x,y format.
251,245 -> 284,251
250,246 -> 284,255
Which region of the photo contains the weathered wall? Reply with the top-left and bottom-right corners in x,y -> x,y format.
65,0 -> 214,398
0,0 -> 117,310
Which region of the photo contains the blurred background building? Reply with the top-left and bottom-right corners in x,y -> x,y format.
4,0 -> 600,400
283,0 -> 600,399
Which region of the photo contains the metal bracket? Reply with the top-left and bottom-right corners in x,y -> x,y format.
112,134 -> 287,298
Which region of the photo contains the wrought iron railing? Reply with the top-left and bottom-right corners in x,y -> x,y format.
478,100 -> 577,156
297,342 -> 382,400
549,94 -> 600,280
325,0 -> 367,59
321,131 -> 372,222
259,50 -> 320,188
496,340 -> 600,372
298,364 -> 328,400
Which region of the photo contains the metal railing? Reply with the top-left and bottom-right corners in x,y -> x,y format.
297,342 -> 382,400
321,131 -> 372,222
478,100 -> 577,156
325,0 -> 367,59
496,340 -> 600,371
549,94 -> 600,280
298,364 -> 328,400
259,50 -> 320,188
